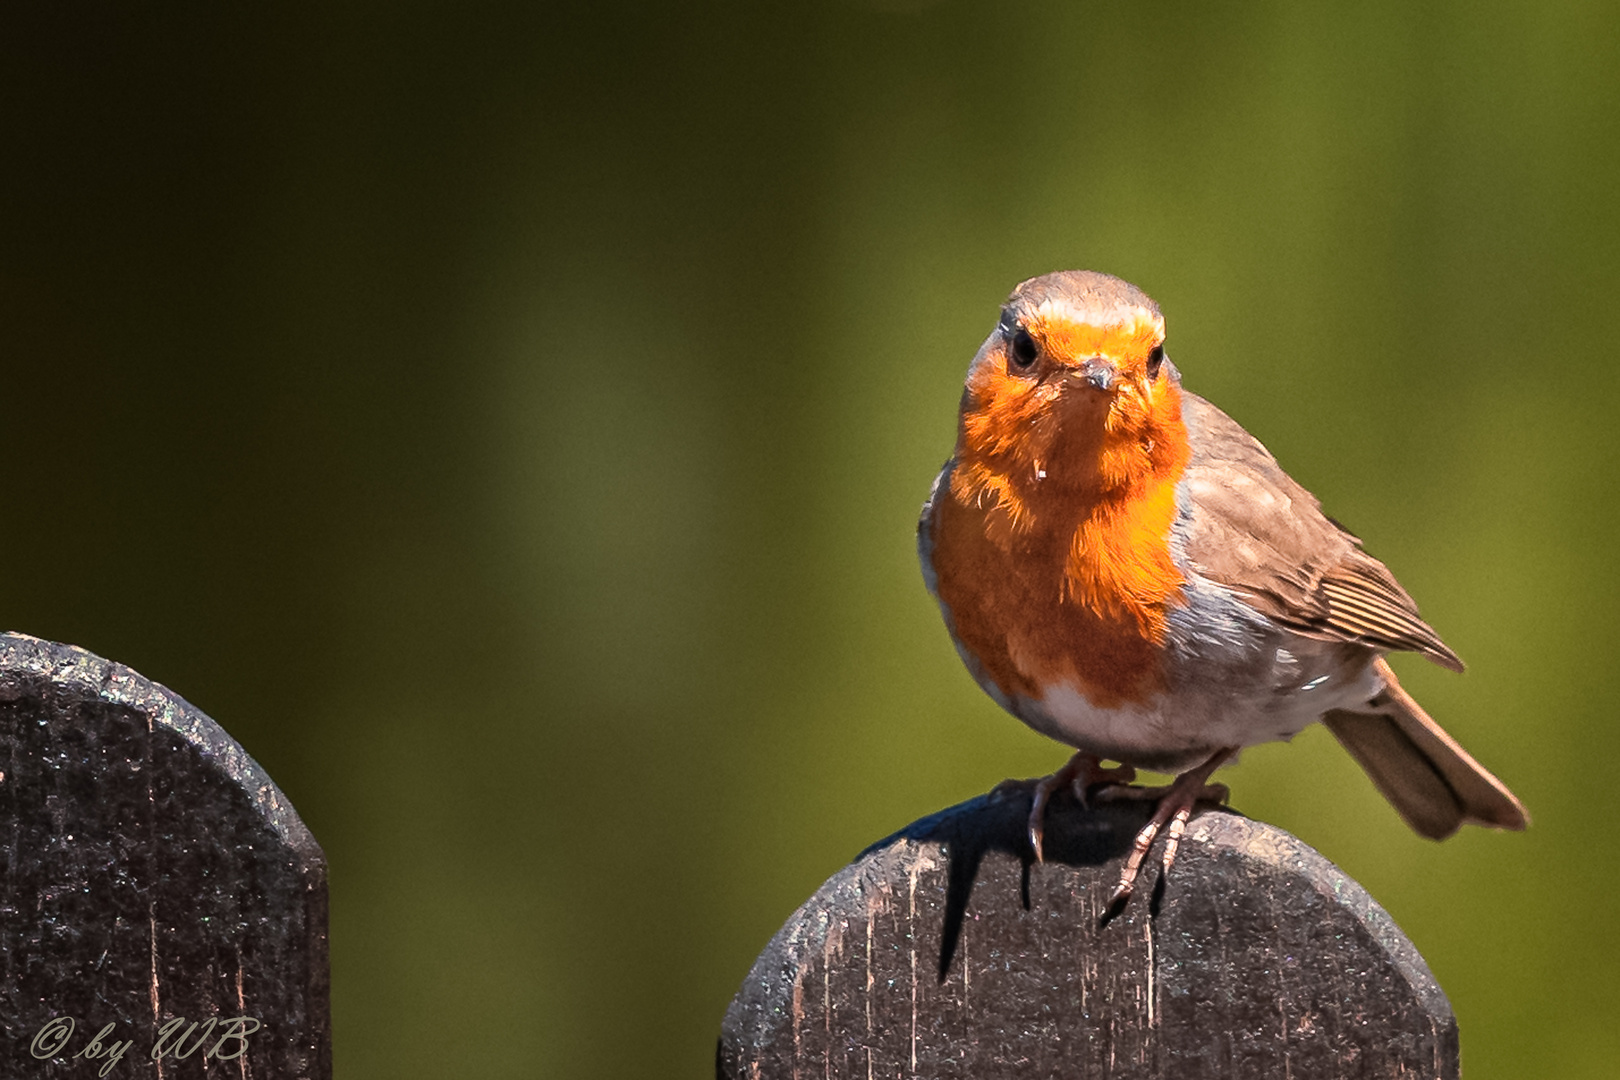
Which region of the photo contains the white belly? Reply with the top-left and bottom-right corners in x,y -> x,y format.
1008,644 -> 1386,774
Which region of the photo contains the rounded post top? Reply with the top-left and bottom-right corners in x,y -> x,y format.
722,793 -> 1456,1080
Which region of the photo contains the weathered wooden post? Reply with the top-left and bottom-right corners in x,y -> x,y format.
0,633 -> 330,1078
721,791 -> 1456,1078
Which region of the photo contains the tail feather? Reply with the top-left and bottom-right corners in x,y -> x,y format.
1323,658 -> 1527,840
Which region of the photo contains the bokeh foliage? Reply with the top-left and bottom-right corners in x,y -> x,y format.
2,2 -> 1616,1076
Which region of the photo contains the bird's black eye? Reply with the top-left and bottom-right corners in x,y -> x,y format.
1009,329 -> 1038,370
1145,344 -> 1165,379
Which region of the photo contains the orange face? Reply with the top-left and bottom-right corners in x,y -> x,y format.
954,297 -> 1184,509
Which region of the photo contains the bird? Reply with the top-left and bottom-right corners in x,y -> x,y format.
918,269 -> 1526,907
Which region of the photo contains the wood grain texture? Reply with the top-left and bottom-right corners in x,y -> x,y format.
0,633 -> 329,1079
721,794 -> 1456,1079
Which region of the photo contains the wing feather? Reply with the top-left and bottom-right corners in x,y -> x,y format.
1178,392 -> 1463,672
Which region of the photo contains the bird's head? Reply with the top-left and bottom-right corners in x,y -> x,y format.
955,270 -> 1188,500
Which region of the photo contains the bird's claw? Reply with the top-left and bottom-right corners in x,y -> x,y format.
1015,752 -> 1138,862
1107,750 -> 1235,908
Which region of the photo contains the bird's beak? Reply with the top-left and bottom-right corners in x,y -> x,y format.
1066,358 -> 1117,392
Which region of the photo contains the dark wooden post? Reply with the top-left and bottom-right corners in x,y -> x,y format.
721,792 -> 1457,1079
0,633 -> 330,1078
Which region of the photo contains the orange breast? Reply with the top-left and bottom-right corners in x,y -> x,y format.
930,426 -> 1189,709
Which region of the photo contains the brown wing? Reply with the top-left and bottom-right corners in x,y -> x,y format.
1178,392 -> 1463,672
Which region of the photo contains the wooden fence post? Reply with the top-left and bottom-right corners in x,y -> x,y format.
0,633 -> 330,1078
720,790 -> 1457,1079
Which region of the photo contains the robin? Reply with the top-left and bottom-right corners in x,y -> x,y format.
919,270 -> 1527,907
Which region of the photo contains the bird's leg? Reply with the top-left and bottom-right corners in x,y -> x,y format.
993,751 -> 1138,862
1071,756 -> 1140,809
1106,747 -> 1235,908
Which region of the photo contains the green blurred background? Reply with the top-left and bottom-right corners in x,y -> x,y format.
2,2 -> 1615,1076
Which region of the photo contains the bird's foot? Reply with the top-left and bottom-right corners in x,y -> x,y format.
1102,747 -> 1236,910
992,751 -> 1138,862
